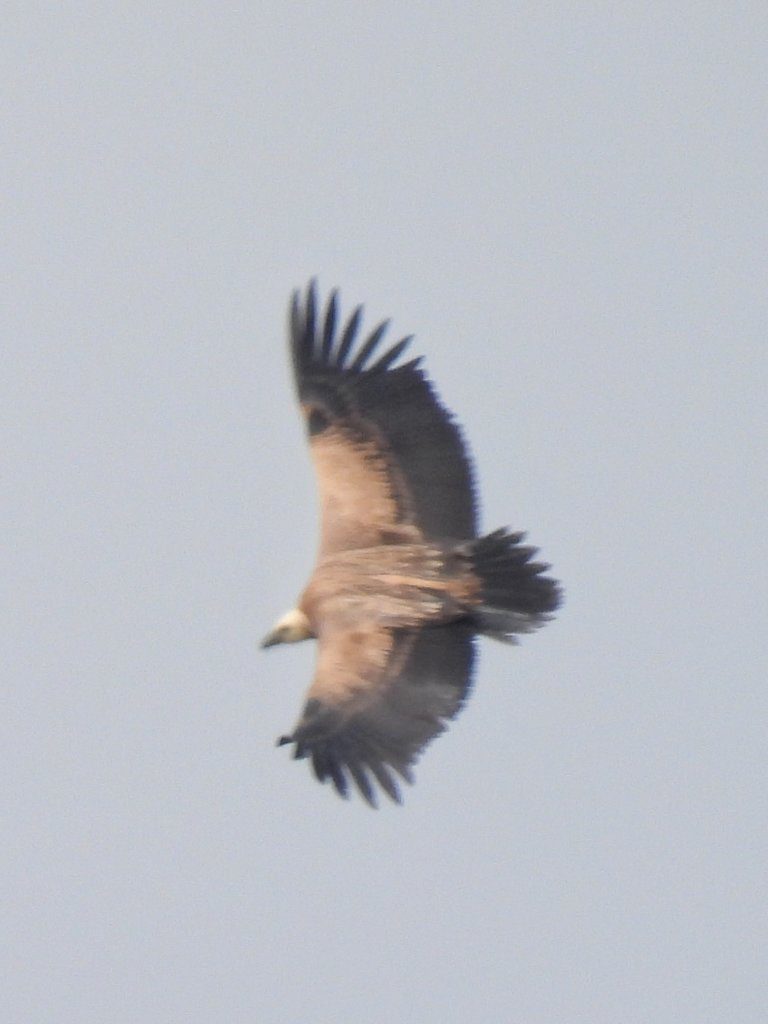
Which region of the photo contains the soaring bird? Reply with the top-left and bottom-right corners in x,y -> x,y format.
261,282 -> 561,806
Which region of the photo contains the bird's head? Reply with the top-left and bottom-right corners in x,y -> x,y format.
260,608 -> 313,649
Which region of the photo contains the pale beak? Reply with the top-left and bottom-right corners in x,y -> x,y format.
260,630 -> 280,649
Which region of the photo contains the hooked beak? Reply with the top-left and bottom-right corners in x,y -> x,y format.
260,631 -> 280,649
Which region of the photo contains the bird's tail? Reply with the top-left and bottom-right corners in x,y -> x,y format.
465,528 -> 561,642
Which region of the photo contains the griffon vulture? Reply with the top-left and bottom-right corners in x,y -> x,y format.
262,282 -> 561,806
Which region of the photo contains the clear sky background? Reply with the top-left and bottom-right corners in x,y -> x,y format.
4,5 -> 766,1022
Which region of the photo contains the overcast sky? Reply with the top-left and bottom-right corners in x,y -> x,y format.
4,5 -> 767,1022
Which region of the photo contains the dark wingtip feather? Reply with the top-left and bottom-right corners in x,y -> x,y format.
305,279 -> 317,343
335,304 -> 363,367
321,289 -> 338,360
349,319 -> 390,371
278,709 -> 408,807
289,282 -> 419,385
369,761 -> 403,804
328,759 -> 349,799
369,335 -> 413,372
348,762 -> 378,808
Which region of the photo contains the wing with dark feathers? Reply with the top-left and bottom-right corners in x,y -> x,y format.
277,623 -> 476,807
289,281 -> 477,553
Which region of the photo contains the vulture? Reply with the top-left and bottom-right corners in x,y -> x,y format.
261,282 -> 561,806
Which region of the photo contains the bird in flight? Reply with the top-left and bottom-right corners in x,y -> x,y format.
262,282 -> 561,806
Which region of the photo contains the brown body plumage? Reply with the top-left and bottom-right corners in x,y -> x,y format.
261,282 -> 561,806
301,544 -> 479,632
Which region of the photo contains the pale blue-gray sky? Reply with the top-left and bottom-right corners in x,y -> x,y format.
4,5 -> 766,1022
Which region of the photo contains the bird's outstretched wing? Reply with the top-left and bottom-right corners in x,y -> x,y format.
278,622 -> 476,806
289,282 -> 477,555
